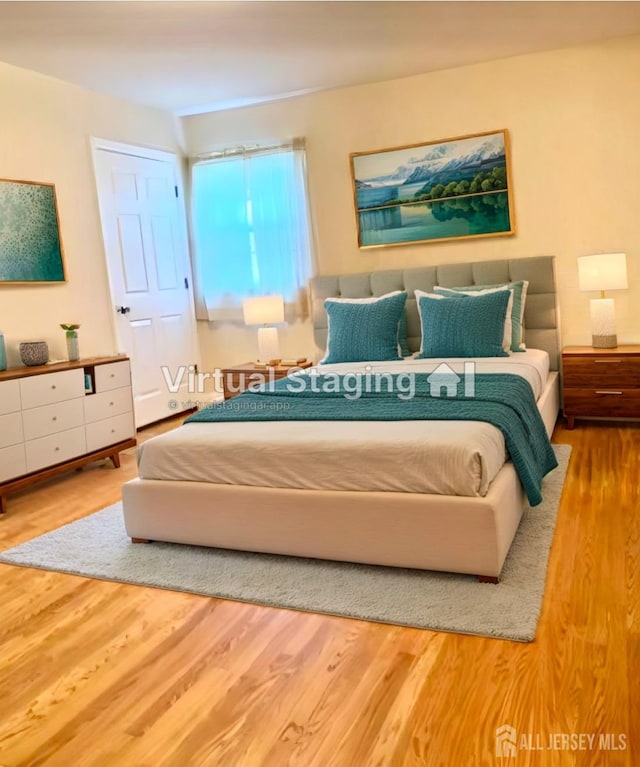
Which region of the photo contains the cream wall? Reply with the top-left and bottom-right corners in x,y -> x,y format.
0,62 -> 183,367
184,34 -> 640,369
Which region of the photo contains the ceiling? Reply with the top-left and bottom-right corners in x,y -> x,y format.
1,1 -> 639,116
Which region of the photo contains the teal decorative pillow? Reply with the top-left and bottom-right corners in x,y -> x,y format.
398,312 -> 411,357
322,291 -> 407,363
435,280 -> 528,351
433,286 -> 514,353
417,290 -> 510,358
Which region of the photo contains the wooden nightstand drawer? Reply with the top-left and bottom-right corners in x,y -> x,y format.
563,356 -> 640,387
223,371 -> 279,399
562,346 -> 640,428
222,361 -> 312,399
563,388 -> 640,417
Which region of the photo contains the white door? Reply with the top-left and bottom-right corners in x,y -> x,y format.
92,141 -> 198,427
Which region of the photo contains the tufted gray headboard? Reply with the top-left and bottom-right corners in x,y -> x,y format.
309,256 -> 560,370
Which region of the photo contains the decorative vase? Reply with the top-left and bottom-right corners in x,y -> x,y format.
19,341 -> 49,367
66,330 -> 80,361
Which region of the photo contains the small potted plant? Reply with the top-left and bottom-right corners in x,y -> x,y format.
60,324 -> 80,361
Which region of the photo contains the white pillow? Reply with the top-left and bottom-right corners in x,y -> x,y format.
432,286 -> 514,353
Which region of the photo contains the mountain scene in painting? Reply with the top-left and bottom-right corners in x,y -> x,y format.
352,132 -> 513,247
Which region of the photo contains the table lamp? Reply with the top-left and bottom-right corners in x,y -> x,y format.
242,295 -> 285,363
578,252 -> 628,348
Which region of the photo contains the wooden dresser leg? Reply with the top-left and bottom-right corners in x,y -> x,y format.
477,575 -> 500,584
131,537 -> 151,544
0,495 -> 6,515
567,415 -> 575,430
110,452 -> 121,469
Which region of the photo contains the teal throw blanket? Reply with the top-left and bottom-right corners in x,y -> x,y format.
186,373 -> 557,506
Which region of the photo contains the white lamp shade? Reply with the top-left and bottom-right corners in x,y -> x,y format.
242,295 -> 285,325
578,253 -> 628,292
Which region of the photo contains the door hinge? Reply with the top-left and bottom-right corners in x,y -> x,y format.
184,277 -> 189,289
175,185 -> 179,198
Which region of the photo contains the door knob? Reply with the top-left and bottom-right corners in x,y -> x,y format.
116,306 -> 131,315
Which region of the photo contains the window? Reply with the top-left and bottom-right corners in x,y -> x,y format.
191,140 -> 315,321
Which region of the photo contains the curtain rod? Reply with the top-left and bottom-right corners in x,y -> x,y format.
192,137 -> 305,162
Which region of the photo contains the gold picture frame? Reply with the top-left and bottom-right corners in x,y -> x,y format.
350,129 -> 515,249
0,178 -> 67,284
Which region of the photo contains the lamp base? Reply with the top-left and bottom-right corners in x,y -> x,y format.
257,326 -> 280,362
589,298 -> 617,350
592,333 -> 618,349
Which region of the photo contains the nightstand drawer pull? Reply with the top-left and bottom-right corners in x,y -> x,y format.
595,390 -> 623,395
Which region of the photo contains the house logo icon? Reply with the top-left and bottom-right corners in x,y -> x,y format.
496,724 -> 517,757
427,363 -> 460,397
427,361 -> 476,398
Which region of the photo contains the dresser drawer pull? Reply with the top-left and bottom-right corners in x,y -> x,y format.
54,446 -> 60,452
595,390 -> 623,395
52,416 -> 57,421
51,384 -> 57,389
593,359 -> 622,363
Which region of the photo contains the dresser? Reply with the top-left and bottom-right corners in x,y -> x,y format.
562,345 -> 640,428
0,356 -> 136,513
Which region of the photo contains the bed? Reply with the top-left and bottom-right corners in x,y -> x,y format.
122,256 -> 561,581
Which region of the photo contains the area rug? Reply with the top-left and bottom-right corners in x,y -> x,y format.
0,445 -> 570,642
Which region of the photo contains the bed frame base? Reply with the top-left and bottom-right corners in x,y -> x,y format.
123,461 -> 525,579
122,374 -> 559,581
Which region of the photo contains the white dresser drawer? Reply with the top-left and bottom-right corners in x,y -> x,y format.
20,368 -> 85,410
0,443 -> 27,481
94,361 -> 131,393
0,412 -> 24,449
84,387 -> 133,425
22,398 -> 85,442
25,427 -> 87,474
85,412 -> 135,453
0,379 -> 22,416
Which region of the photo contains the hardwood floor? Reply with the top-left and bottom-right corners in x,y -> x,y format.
0,417 -> 637,766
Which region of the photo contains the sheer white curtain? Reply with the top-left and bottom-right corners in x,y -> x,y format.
191,141 -> 315,322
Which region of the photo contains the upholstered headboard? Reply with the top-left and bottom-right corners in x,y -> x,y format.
309,256 -> 561,370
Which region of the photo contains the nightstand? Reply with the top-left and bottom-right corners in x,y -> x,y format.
221,361 -> 313,400
562,345 -> 640,429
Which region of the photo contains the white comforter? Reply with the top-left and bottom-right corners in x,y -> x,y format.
137,350 -> 549,497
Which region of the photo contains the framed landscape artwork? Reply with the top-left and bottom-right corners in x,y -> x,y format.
350,129 -> 515,248
0,178 -> 66,284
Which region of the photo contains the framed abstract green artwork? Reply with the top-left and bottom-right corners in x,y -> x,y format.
0,178 -> 66,284
350,129 -> 515,248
